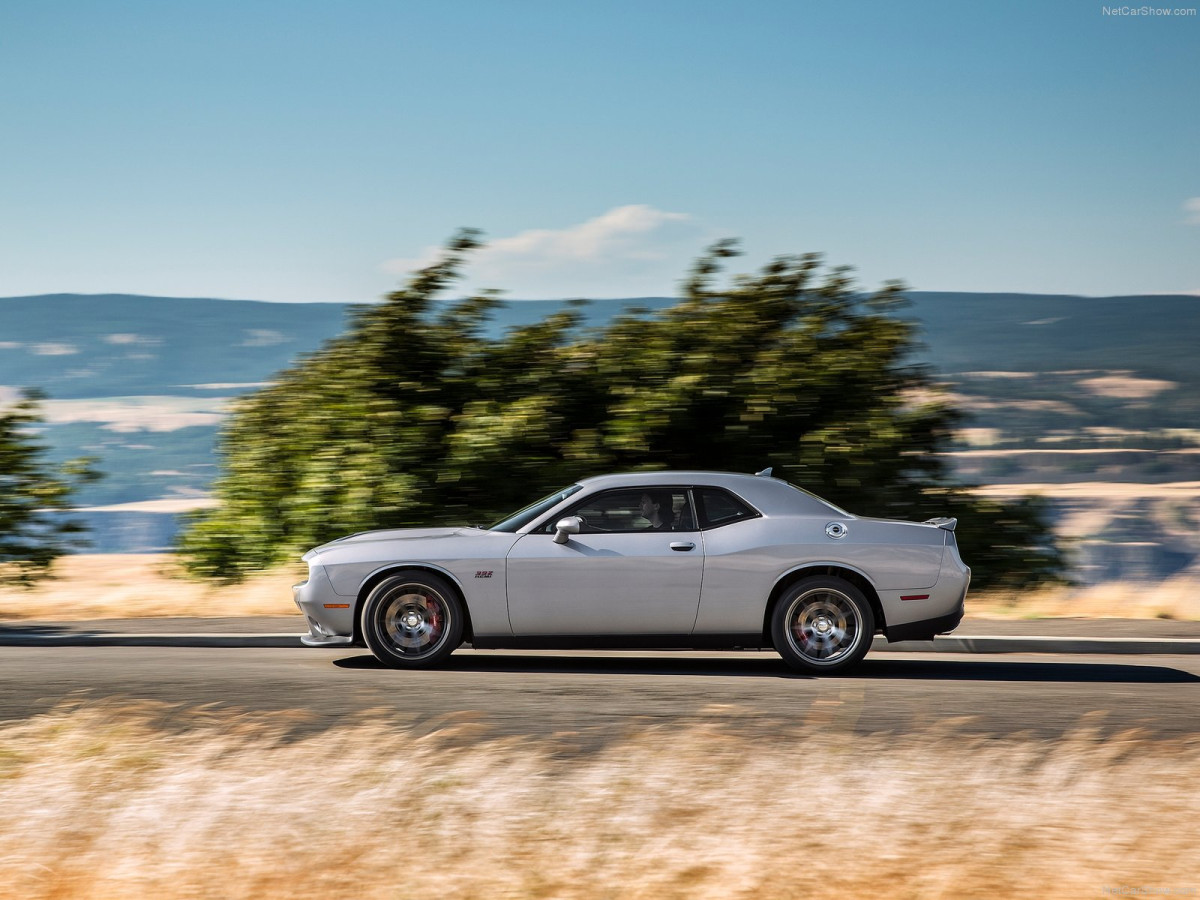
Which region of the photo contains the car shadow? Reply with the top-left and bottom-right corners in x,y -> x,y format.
332,652 -> 1200,683
856,657 -> 1200,683
334,653 -> 807,678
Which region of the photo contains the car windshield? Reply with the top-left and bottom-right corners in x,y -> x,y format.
486,484 -> 584,532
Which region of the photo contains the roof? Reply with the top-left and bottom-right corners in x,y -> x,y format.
574,470 -> 846,517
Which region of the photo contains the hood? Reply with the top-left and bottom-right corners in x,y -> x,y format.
311,526 -> 483,554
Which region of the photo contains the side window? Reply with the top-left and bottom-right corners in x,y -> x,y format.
672,492 -> 697,531
549,488 -> 696,533
696,488 -> 758,530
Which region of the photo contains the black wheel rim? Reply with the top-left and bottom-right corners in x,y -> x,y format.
784,588 -> 863,666
377,582 -> 451,658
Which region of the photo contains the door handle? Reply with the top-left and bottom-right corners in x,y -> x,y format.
669,541 -> 696,551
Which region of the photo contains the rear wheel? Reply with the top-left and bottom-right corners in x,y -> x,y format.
361,571 -> 464,668
771,576 -> 874,674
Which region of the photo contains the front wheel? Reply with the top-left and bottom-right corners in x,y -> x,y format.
771,576 -> 874,675
361,571 -> 464,669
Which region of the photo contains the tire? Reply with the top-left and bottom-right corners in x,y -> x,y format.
771,576 -> 874,675
361,571 -> 464,669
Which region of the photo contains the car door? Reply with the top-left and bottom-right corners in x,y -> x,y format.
505,487 -> 703,635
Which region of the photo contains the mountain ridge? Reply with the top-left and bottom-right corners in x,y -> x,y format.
4,290 -> 1196,577
2,289 -> 1196,504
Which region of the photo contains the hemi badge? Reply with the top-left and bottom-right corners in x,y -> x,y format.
900,594 -> 930,602
323,603 -> 350,609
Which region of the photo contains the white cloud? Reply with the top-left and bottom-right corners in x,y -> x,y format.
104,333 -> 160,346
383,205 -> 707,299
0,342 -> 22,350
185,382 -> 274,390
73,497 -> 218,513
39,396 -> 230,432
33,342 -> 79,356
1185,197 -> 1200,225
482,204 -> 690,263
241,329 -> 289,347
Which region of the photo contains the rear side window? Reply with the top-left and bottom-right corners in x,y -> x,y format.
695,488 -> 758,529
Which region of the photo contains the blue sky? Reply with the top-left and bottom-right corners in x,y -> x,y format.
1,0 -> 1197,302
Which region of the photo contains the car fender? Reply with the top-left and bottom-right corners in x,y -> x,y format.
350,560 -> 486,640
357,559 -> 468,599
693,556 -> 883,635
772,559 -> 880,594
766,561 -> 885,630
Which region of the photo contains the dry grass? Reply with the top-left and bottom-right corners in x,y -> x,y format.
970,576 -> 1200,621
0,555 -> 301,621
0,703 -> 1196,899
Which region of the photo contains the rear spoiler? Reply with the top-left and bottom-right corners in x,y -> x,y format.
924,517 -> 957,532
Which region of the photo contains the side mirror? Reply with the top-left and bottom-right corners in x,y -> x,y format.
553,516 -> 582,544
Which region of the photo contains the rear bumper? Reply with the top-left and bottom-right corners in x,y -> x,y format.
884,566 -> 970,642
884,605 -> 965,642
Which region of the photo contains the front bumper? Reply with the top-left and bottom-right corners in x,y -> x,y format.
293,563 -> 356,647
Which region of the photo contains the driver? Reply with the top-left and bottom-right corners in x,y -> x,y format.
638,491 -> 676,531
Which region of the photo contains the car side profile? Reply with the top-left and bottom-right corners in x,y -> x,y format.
293,470 -> 970,674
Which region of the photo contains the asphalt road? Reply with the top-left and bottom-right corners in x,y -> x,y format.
2,646 -> 1198,747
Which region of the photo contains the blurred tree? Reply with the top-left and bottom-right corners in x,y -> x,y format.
0,391 -> 100,585
181,234 -> 1063,588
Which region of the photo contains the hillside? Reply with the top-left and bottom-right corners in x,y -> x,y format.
0,293 -> 350,400
5,290 -> 1197,490
2,291 -> 1197,579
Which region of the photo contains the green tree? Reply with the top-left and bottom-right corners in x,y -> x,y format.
181,234 -> 1063,588
1,391 -> 100,585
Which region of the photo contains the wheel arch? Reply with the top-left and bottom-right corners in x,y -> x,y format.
762,563 -> 885,644
353,563 -> 474,646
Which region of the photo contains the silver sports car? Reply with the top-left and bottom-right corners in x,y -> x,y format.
294,469 -> 970,674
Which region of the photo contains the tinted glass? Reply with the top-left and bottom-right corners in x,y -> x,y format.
488,484 -> 583,532
696,488 -> 757,529
551,488 -> 696,533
